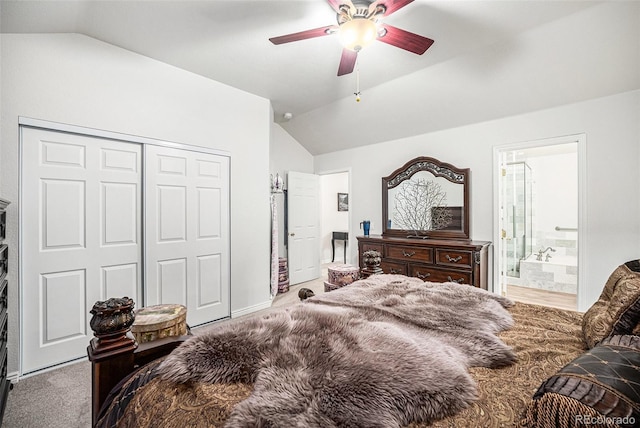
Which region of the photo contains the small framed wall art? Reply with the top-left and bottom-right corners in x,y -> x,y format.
337,193 -> 349,212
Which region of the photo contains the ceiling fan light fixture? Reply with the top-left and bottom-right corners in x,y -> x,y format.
338,18 -> 377,52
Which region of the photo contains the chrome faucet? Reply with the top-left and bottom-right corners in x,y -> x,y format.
536,247 -> 556,261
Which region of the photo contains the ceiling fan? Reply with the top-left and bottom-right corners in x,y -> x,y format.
269,0 -> 434,76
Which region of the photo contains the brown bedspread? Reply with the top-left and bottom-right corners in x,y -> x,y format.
98,302 -> 585,428
426,302 -> 585,428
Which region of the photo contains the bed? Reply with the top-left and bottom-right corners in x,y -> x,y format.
87,263 -> 640,428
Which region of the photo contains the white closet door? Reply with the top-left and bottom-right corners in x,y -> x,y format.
144,145 -> 230,326
21,128 -> 141,374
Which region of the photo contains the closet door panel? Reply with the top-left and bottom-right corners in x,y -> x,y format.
41,179 -> 86,249
102,182 -> 138,245
197,254 -> 222,307
157,258 -> 187,305
157,185 -> 187,242
145,145 -> 230,326
101,263 -> 138,300
41,269 -> 86,344
21,127 -> 142,374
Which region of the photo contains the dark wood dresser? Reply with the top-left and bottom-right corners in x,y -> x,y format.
357,235 -> 491,290
0,198 -> 10,423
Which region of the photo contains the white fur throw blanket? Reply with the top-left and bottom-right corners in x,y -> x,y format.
158,275 -> 516,427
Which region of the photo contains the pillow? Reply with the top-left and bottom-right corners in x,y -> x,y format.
582,260 -> 640,348
518,335 -> 640,428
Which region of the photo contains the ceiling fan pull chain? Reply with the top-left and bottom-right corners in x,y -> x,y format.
354,64 -> 361,102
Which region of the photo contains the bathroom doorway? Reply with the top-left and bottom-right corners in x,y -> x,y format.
495,135 -> 585,311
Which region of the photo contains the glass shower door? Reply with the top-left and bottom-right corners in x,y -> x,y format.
504,162 -> 532,278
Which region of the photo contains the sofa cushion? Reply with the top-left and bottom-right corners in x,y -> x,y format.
582,260 -> 640,348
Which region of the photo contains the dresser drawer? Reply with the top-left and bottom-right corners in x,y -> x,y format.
0,312 -> 6,350
0,210 -> 5,241
357,236 -> 490,290
0,280 -> 6,310
380,260 -> 407,275
361,242 -> 383,254
0,346 -> 6,381
0,246 -> 6,279
386,245 -> 433,263
435,248 -> 473,269
408,265 -> 472,285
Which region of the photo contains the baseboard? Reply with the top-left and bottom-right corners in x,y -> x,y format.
11,356 -> 88,381
231,300 -> 272,319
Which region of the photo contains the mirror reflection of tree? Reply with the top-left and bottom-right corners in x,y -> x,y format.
393,178 -> 451,233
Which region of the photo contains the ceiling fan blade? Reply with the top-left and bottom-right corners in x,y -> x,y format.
371,0 -> 414,17
269,25 -> 336,45
337,49 -> 358,76
377,24 -> 434,55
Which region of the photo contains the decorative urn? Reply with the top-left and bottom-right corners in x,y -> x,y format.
89,297 -> 135,339
363,250 -> 382,268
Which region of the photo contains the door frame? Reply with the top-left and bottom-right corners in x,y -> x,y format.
17,116 -> 230,377
317,168 -> 352,265
492,133 -> 587,311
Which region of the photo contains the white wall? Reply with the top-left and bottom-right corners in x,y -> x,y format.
529,151 -> 578,254
320,173 -> 349,264
1,33 -> 272,375
314,90 -> 640,312
269,123 -> 314,257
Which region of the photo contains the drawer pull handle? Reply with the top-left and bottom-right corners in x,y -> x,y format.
417,272 -> 431,280
445,255 -> 463,263
447,276 -> 464,284
402,250 -> 416,257
390,269 -> 402,274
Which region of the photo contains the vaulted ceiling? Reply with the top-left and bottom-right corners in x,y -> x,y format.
2,1 -> 639,154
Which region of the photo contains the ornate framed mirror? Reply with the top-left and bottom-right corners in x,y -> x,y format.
382,156 -> 470,240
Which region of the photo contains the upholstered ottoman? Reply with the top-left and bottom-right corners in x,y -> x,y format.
324,264 -> 359,292
131,304 -> 188,344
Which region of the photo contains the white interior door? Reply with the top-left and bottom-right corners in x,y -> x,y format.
144,145 -> 230,326
287,171 -> 320,285
21,127 -> 141,374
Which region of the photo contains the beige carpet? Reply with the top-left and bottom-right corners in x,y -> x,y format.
3,358 -> 92,428
270,264 -> 329,307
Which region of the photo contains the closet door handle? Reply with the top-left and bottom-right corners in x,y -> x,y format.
445,255 -> 463,263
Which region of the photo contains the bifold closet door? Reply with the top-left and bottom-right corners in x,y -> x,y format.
144,145 -> 230,326
21,127 -> 142,374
